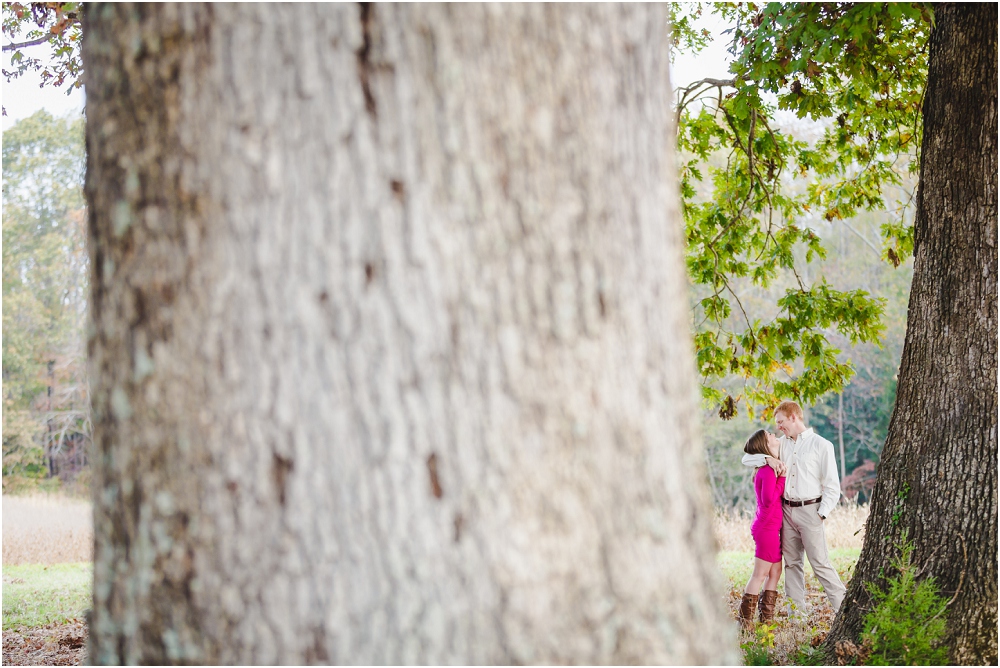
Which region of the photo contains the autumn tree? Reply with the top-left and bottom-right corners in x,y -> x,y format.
82,3 -> 736,664
2,110 -> 90,487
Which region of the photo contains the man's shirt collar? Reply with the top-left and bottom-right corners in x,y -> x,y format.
784,427 -> 814,443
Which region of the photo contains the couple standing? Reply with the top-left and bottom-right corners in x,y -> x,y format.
737,400 -> 846,629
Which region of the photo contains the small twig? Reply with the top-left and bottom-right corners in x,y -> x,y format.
841,220 -> 881,256
915,540 -> 946,578
722,277 -> 754,334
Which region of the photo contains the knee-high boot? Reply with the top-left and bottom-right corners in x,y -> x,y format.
758,589 -> 779,623
738,593 -> 759,632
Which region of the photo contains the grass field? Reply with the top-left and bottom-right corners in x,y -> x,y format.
718,548 -> 862,589
0,552 -> 861,621
2,494 -> 94,641
2,563 -> 92,630
1,493 -> 866,665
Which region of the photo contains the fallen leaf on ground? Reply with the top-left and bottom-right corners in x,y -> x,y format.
2,619 -> 87,666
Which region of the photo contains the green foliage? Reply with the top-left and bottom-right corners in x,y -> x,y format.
811,365 -> 896,492
741,623 -> 777,665
742,640 -> 772,666
860,534 -> 949,665
3,109 -> 87,398
791,642 -> 828,666
888,481 -> 911,529
2,562 -> 92,630
703,207 -> 911,507
675,3 -> 931,419
723,1 -> 930,261
669,2 -> 713,58
807,214 -> 912,489
2,3 -> 83,93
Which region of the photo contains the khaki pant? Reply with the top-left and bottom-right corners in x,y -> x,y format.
781,504 -> 846,613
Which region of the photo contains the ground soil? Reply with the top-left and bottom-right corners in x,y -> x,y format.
2,620 -> 86,666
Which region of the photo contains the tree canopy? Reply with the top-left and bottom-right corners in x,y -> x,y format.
675,2 -> 930,419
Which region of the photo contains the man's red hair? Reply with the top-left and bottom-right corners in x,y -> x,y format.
775,400 -> 804,420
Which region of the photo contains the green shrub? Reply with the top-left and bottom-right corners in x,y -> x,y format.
740,623 -> 776,666
860,535 -> 948,665
742,640 -> 772,666
791,644 -> 828,666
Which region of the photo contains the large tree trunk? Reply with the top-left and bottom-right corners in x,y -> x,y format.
83,4 -> 737,664
826,4 -> 997,664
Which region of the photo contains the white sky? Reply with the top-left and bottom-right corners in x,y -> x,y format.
1,56 -> 86,131
670,9 -> 735,89
2,8 -> 733,133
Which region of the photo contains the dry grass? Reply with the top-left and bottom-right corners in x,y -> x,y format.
2,495 -> 93,565
713,499 -> 869,552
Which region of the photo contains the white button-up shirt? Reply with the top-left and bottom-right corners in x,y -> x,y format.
742,428 -> 841,518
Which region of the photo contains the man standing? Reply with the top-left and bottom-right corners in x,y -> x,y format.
742,400 -> 846,616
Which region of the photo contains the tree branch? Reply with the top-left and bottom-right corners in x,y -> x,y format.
675,78 -> 735,131
678,77 -> 736,92
3,34 -> 54,52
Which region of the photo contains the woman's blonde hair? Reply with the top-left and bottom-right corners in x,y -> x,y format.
743,429 -> 770,457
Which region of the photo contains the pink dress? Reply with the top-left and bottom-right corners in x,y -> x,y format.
750,465 -> 785,563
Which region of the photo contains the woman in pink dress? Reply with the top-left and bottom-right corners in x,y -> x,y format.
738,429 -> 785,631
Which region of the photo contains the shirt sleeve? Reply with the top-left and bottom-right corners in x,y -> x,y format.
758,466 -> 783,508
742,453 -> 767,468
817,437 -> 841,518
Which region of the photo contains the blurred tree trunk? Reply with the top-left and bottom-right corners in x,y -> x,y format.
83,4 -> 736,664
826,4 -> 997,664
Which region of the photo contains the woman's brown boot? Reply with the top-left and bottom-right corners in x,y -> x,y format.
758,590 -> 779,623
738,593 -> 759,631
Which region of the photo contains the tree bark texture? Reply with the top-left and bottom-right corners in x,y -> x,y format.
83,4 -> 737,664
826,4 -> 997,664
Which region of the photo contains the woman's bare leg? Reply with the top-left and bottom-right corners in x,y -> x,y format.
762,560 -> 782,592
745,558 -> 775,595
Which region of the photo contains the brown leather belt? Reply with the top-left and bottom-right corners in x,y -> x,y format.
783,497 -> 822,507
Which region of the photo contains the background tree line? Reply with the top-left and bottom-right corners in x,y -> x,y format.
2,110 -> 90,493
